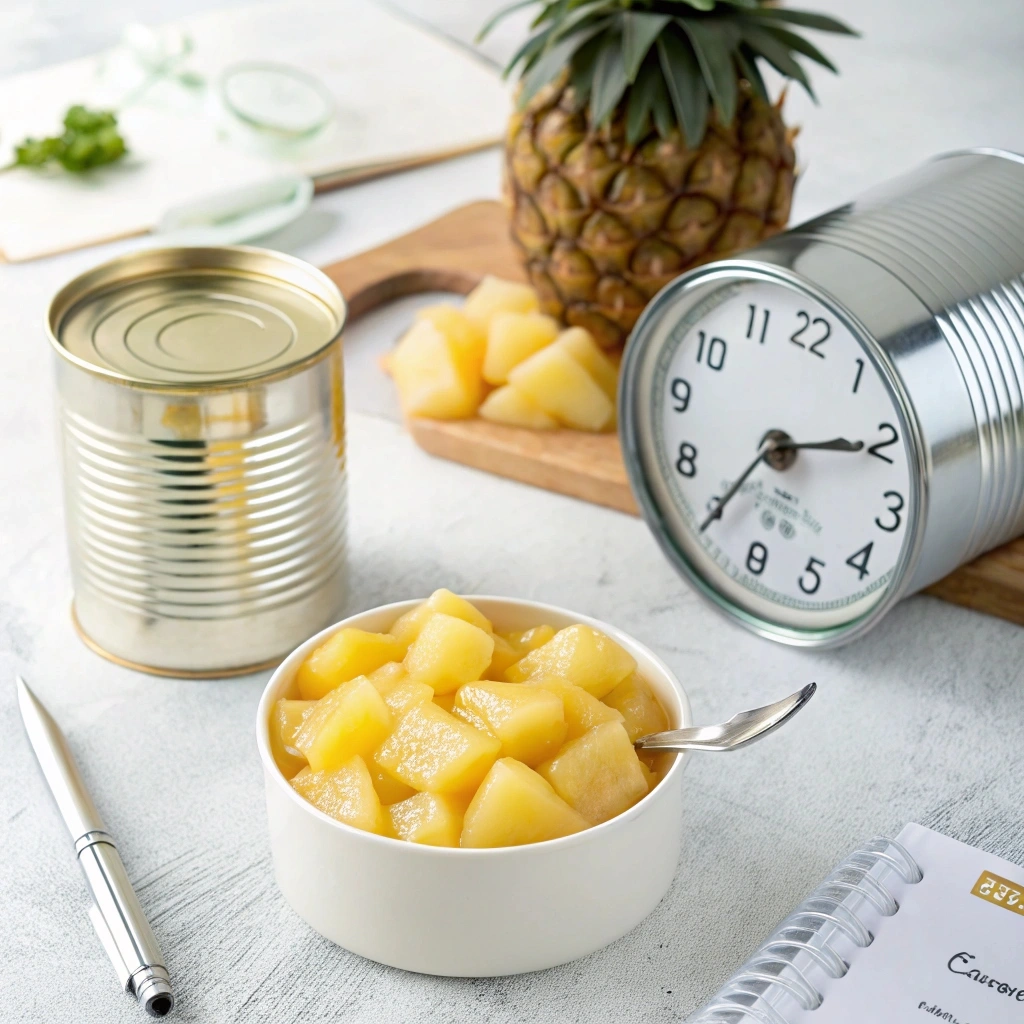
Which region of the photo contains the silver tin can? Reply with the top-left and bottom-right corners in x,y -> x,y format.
620,149 -> 1024,646
47,246 -> 347,676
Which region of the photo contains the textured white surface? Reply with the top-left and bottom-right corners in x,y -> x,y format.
1,2 -> 1023,1022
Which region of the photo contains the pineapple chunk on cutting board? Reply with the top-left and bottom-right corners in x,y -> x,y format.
478,384 -> 559,429
505,623 -> 636,698
538,721 -> 649,825
390,588 -> 493,647
269,698 -> 315,779
555,327 -> 619,401
404,613 -> 495,694
523,678 -> 624,740
417,305 -> 486,377
390,317 -> 482,419
508,343 -> 614,431
291,756 -> 383,833
454,680 -> 567,766
296,628 -> 406,700
295,676 -> 393,772
462,275 -> 539,332
386,792 -> 466,847
374,701 -> 501,794
461,758 -> 588,848
483,311 -> 559,385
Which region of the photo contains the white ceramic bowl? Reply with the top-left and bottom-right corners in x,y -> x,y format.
256,596 -> 691,976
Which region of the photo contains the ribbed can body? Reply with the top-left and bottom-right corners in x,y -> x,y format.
49,246 -> 348,675
791,150 -> 1024,566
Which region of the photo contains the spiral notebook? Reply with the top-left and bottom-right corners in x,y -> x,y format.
690,823 -> 1024,1023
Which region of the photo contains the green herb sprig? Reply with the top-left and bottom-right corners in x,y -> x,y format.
3,105 -> 128,173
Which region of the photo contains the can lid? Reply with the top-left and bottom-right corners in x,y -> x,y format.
48,246 -> 345,387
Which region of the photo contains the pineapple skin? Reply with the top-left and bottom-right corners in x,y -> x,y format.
503,78 -> 796,348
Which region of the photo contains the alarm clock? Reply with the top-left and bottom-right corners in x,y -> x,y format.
620,149 -> 1024,647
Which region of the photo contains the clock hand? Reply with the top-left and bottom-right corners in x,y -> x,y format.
700,435 -> 864,533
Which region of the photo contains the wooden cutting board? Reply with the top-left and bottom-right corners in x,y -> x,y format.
322,200 -> 1024,628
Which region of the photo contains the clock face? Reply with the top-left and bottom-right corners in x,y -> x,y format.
638,277 -> 915,633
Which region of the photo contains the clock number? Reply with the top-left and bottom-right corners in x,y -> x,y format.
670,378 -> 691,412
875,491 -> 904,532
675,442 -> 698,477
845,542 -> 873,580
796,557 -> 825,595
852,358 -> 865,394
789,312 -> 829,358
746,541 -> 768,576
746,304 -> 770,344
867,423 -> 899,464
696,331 -> 727,371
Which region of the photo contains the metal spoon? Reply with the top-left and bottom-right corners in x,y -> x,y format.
635,682 -> 816,753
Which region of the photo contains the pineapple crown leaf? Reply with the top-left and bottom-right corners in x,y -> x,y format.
479,0 -> 858,147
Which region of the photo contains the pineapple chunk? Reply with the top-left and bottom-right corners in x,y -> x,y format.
508,344 -> 614,431
483,312 -> 559,385
291,756 -> 382,833
367,660 -> 407,692
538,722 -> 649,824
505,623 -> 636,698
433,692 -> 456,713
463,275 -> 539,332
380,679 -> 434,717
478,385 -> 558,430
390,318 -> 482,420
556,328 -> 619,402
294,676 -> 393,772
417,305 -> 486,378
461,758 -> 587,848
371,765 -> 417,805
390,589 -> 493,647
374,702 -> 501,794
454,681 -> 567,766
484,632 -> 522,679
523,677 -> 624,739
296,628 -> 406,701
269,698 -> 314,779
501,624 -> 556,657
386,792 -> 465,847
404,613 -> 495,694
603,672 -> 669,742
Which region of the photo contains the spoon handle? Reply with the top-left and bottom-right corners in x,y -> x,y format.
635,682 -> 817,753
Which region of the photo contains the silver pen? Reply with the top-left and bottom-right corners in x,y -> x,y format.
16,676 -> 174,1017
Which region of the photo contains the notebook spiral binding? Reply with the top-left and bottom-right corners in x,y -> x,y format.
689,837 -> 924,1024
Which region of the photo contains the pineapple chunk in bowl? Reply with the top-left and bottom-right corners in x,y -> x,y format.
256,595 -> 690,976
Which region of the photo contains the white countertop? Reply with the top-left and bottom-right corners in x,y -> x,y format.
1,2 -> 1023,1022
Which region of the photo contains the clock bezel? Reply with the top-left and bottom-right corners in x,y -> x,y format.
620,261 -> 929,648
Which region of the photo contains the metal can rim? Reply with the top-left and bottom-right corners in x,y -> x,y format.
46,244 -> 346,394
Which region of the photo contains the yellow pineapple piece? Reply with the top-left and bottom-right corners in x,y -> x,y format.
483,312 -> 559,385
638,760 -> 659,792
417,305 -> 486,378
555,327 -> 619,402
462,275 -> 539,333
269,698 -> 314,779
367,660 -> 407,692
505,623 -> 636,698
454,681 -> 567,766
433,692 -> 456,713
386,792 -> 465,847
374,702 -> 501,794
523,677 -> 624,739
603,672 -> 669,742
380,679 -> 434,717
508,344 -> 614,431
461,758 -> 587,848
404,613 -> 495,694
291,755 -> 382,833
371,765 -> 417,805
501,624 -> 556,657
294,676 -> 393,773
478,385 -> 559,430
538,721 -> 649,824
389,589 -> 493,647
296,628 -> 406,701
484,632 -> 522,679
390,318 -> 482,420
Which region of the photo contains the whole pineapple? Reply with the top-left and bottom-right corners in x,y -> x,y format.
482,0 -> 856,347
